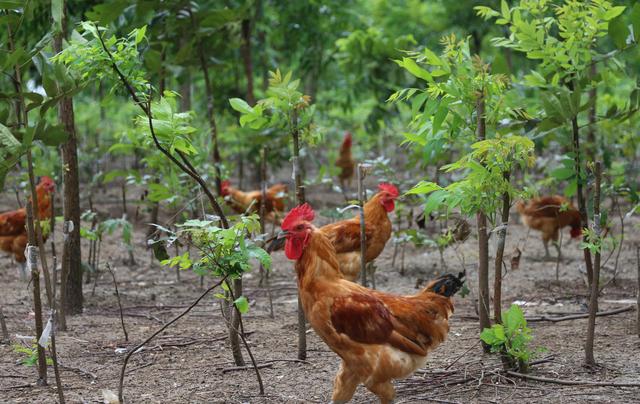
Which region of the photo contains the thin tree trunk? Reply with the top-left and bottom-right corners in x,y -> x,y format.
636,245 -> 639,338
230,278 -> 245,366
26,204 -> 48,386
357,164 -> 367,287
571,82 -> 594,288
476,93 -> 491,342
240,19 -> 255,106
587,64 -> 597,162
494,173 -> 511,323
54,27 -> 83,316
585,162 -> 602,366
291,109 -> 307,361
192,11 -> 222,195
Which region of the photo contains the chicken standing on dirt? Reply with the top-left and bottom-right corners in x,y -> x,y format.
279,203 -> 464,404
336,131 -> 355,197
220,180 -> 287,223
516,195 -> 581,259
0,177 -> 55,271
269,182 -> 399,281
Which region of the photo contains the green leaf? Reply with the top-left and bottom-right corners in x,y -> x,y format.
631,3 -> 640,42
0,1 -> 22,9
51,0 -> 63,31
135,26 -> 147,45
396,58 -> 433,83
550,167 -> 574,180
234,296 -> 250,314
608,15 -> 629,49
604,6 -> 626,21
229,98 -> 254,114
500,0 -> 510,21
423,190 -> 448,215
432,104 -> 449,134
406,181 -> 441,195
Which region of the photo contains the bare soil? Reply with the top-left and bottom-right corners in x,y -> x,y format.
1,184 -> 639,403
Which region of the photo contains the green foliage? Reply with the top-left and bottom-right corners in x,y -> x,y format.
407,136 -> 534,219
80,212 -> 134,252
160,214 -> 271,280
230,69 -> 319,145
52,23 -> 150,101
13,343 -> 53,367
480,304 -> 539,369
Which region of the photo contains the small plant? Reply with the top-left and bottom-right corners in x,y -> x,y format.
480,304 -> 540,372
13,343 -> 53,367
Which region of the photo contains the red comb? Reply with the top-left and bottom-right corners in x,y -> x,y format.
378,182 -> 399,198
282,203 -> 315,230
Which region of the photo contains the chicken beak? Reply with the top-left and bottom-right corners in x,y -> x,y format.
277,230 -> 289,239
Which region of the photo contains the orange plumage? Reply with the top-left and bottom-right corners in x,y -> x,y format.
336,131 -> 355,192
270,183 -> 399,281
280,203 -> 463,404
0,177 -> 55,263
221,180 -> 288,222
516,195 -> 582,258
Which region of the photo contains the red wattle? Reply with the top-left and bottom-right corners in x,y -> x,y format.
285,238 -> 303,260
383,200 -> 395,212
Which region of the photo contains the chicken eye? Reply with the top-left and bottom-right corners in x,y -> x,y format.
295,224 -> 304,231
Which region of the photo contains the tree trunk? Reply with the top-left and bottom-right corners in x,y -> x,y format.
636,245 -> 639,338
571,82 -> 594,289
57,75 -> 83,316
229,278 -> 245,366
357,164 -> 367,287
240,19 -> 255,106
587,64 -> 597,162
585,162 -> 602,366
291,109 -> 307,360
194,28 -> 222,195
494,173 -> 511,324
476,93 -> 491,344
26,204 -> 48,385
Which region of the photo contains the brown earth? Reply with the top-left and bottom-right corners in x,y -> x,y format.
1,184 -> 639,403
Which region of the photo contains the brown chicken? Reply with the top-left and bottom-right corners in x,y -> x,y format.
269,182 -> 399,281
220,180 -> 287,222
0,177 -> 55,267
336,131 -> 355,195
279,203 -> 464,404
516,195 -> 582,259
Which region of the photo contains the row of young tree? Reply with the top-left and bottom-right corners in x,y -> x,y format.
1,0 -> 639,399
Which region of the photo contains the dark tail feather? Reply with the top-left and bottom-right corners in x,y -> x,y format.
425,270 -> 466,297
267,236 -> 286,254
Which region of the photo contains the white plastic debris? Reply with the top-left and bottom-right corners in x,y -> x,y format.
101,389 -> 120,404
38,316 -> 52,348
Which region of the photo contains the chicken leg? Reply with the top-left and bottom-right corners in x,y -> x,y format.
331,362 -> 360,404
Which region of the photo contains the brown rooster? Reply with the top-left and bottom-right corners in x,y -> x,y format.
516,195 -> 581,259
336,131 -> 355,196
220,180 -> 287,223
279,203 -> 464,404
269,182 -> 399,281
0,177 -> 55,270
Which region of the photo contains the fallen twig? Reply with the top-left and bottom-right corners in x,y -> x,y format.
222,363 -> 273,373
0,383 -> 33,391
506,371 -> 640,387
460,306 -> 634,323
107,263 -> 128,341
526,306 -> 634,322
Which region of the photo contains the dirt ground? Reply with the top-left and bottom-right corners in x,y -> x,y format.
1,183 -> 639,404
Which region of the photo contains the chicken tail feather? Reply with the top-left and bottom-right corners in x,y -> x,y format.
425,270 -> 466,297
